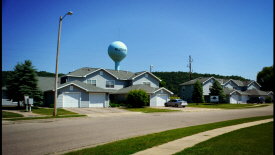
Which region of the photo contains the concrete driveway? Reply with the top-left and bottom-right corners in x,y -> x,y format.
63,107 -> 142,117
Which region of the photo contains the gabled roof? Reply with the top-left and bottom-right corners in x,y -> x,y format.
179,77 -> 260,88
263,91 -> 274,95
37,77 -> 56,91
153,87 -> 174,95
50,80 -> 115,93
243,88 -> 269,96
64,67 -> 160,81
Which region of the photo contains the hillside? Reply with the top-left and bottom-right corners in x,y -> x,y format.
152,71 -> 250,96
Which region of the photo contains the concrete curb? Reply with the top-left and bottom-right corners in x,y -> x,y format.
133,118 -> 273,155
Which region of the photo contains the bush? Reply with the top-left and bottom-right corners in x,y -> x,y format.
49,104 -> 54,108
32,105 -> 39,109
126,89 -> 149,108
265,96 -> 272,103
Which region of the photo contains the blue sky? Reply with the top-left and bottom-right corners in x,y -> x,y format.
2,0 -> 273,81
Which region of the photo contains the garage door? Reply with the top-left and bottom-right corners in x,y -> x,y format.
230,95 -> 238,104
63,93 -> 80,108
157,95 -> 167,106
89,93 -> 105,107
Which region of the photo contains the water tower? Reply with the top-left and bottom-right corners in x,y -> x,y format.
108,41 -> 127,70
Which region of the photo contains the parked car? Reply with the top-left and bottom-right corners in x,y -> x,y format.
246,97 -> 264,104
164,99 -> 188,107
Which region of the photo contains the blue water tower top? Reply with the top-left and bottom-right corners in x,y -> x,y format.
108,41 -> 127,70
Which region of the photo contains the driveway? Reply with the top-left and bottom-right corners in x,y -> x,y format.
63,107 -> 142,117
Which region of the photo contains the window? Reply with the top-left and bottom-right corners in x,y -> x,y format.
182,86 -> 185,92
87,79 -> 96,86
145,74 -> 148,78
143,82 -> 151,86
161,90 -> 163,93
100,71 -> 103,75
106,80 -> 114,88
182,95 -> 185,100
191,85 -> 194,90
70,86 -> 73,90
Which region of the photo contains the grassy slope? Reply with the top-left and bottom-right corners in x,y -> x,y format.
175,122 -> 273,155
2,111 -> 24,118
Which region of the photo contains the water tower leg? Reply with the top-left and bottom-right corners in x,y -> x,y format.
115,62 -> 120,70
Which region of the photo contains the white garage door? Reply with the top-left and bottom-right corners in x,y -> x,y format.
230,95 -> 238,104
157,95 -> 167,106
63,93 -> 80,108
89,93 -> 105,107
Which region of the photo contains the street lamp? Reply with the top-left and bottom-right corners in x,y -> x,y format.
150,65 -> 153,73
54,11 -> 73,116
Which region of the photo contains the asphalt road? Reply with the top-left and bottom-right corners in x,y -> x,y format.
2,105 -> 273,155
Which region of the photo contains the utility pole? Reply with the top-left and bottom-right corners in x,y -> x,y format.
150,65 -> 153,73
186,55 -> 193,81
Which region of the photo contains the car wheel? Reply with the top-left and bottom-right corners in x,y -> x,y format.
175,104 -> 178,107
165,103 -> 168,107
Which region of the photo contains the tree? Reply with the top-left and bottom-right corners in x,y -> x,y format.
6,60 -> 43,107
126,89 -> 149,108
158,77 -> 167,88
209,80 -> 226,103
257,66 -> 274,93
191,80 -> 205,105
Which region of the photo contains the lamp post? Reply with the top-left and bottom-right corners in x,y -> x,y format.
54,11 -> 73,116
150,65 -> 153,73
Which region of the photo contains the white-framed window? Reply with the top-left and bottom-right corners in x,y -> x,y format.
87,79 -> 96,86
145,74 -> 148,78
70,86 -> 73,90
143,81 -> 151,86
211,79 -> 214,83
161,90 -> 163,93
100,71 -> 103,75
182,86 -> 185,92
106,80 -> 115,88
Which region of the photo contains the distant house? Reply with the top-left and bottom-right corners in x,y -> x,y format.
41,67 -> 173,108
179,77 -> 273,103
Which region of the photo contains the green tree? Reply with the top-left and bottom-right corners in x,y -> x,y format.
209,80 -> 226,102
257,66 -> 274,93
6,60 -> 43,106
158,77 -> 167,88
126,89 -> 149,108
191,80 -> 205,105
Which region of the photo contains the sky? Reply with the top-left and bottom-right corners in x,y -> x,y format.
2,0 -> 273,81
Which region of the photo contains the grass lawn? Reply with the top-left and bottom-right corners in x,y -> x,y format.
29,108 -> 78,116
2,111 -> 24,118
123,107 -> 181,113
188,103 -> 270,109
64,115 -> 273,155
175,122 -> 273,155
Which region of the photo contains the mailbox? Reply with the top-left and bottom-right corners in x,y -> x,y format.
27,98 -> 33,112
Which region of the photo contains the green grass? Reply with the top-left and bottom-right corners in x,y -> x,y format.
123,107 -> 181,113
188,103 -> 270,109
2,111 -> 24,118
4,115 -> 87,121
64,115 -> 273,155
174,122 -> 273,155
21,108 -> 78,116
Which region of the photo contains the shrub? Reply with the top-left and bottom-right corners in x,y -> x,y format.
49,104 -> 54,108
126,89 -> 149,108
265,96 -> 272,103
32,105 -> 39,109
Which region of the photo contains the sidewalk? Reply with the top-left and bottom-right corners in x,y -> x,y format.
133,118 -> 273,155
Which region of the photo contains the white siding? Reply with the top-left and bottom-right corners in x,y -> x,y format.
202,80 -> 213,95
150,90 -> 170,106
247,82 -> 260,90
133,74 -> 159,88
